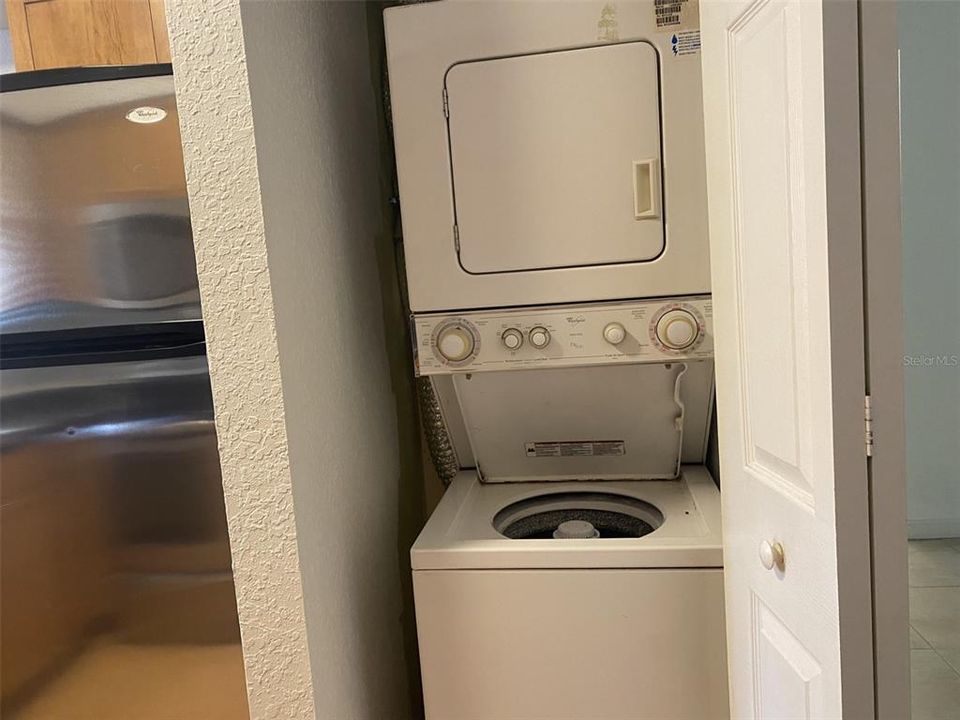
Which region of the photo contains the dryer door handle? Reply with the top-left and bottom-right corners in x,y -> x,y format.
632,158 -> 661,220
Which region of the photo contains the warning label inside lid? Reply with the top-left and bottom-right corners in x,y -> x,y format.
525,441 -> 626,458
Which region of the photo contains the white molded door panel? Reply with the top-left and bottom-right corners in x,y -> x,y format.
701,0 -> 874,718
447,42 -> 664,274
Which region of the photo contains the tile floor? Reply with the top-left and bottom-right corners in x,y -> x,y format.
910,538 -> 960,720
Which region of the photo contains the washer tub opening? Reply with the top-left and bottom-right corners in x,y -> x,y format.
493,491 -> 664,540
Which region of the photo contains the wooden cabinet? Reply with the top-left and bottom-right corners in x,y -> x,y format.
5,0 -> 170,72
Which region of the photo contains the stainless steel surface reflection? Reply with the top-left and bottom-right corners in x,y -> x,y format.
0,356 -> 247,717
1,67 -> 248,719
0,72 -> 201,334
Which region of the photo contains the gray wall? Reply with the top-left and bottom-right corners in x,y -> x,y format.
238,1 -> 415,715
899,0 -> 960,538
166,0 -> 420,717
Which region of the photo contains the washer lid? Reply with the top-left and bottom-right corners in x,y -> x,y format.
446,41 -> 664,274
453,362 -> 687,483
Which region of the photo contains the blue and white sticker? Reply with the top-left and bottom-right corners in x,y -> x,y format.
670,30 -> 702,57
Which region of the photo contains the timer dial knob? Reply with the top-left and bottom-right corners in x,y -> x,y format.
603,322 -> 626,345
501,328 -> 523,350
656,309 -> 700,350
436,324 -> 476,362
529,326 -> 551,349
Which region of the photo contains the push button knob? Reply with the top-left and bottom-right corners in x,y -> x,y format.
603,322 -> 626,345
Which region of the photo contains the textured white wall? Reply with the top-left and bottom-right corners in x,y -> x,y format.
166,1 -> 411,718
165,1 -> 315,717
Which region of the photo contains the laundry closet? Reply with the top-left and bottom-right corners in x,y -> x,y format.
384,3 -> 723,717
382,1 -> 892,719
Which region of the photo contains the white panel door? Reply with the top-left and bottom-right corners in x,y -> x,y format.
701,1 -> 875,718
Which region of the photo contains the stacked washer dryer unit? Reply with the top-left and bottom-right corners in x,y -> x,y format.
385,2 -> 728,719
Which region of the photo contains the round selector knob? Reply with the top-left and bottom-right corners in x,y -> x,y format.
529,326 -> 551,349
436,324 -> 476,362
655,309 -> 700,350
603,322 -> 626,346
501,328 -> 523,350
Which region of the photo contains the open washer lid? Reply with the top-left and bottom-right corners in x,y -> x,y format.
452,362 -> 687,483
446,41 -> 665,274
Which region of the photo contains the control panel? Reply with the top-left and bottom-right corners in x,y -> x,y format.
413,296 -> 713,375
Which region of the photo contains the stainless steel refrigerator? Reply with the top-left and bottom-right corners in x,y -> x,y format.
0,66 -> 249,719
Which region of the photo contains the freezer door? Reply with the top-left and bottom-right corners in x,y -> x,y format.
0,71 -> 201,334
0,355 -> 247,716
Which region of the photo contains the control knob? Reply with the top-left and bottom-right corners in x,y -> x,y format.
529,326 -> 551,349
436,324 -> 476,362
501,328 -> 523,350
655,309 -> 700,350
603,322 -> 626,345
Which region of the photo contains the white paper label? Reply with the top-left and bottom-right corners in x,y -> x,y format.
653,0 -> 700,32
525,441 -> 626,458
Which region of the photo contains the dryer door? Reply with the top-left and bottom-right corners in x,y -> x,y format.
446,42 -> 664,275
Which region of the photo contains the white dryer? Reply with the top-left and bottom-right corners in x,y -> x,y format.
384,1 -> 710,312
408,297 -> 728,719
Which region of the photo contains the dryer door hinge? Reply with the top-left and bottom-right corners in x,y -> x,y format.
864,394 -> 874,457
453,223 -> 460,253
442,88 -> 449,119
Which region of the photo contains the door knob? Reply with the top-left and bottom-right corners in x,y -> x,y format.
759,540 -> 786,572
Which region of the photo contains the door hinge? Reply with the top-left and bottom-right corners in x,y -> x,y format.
453,224 -> 460,253
864,394 -> 874,457
442,88 -> 449,119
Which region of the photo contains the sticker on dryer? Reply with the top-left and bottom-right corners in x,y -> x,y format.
653,0 -> 700,31
525,441 -> 626,458
670,30 -> 701,57
596,4 -> 620,42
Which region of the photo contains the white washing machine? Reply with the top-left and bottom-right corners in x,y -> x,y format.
384,0 -> 709,312
413,469 -> 726,720
408,297 -> 729,719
